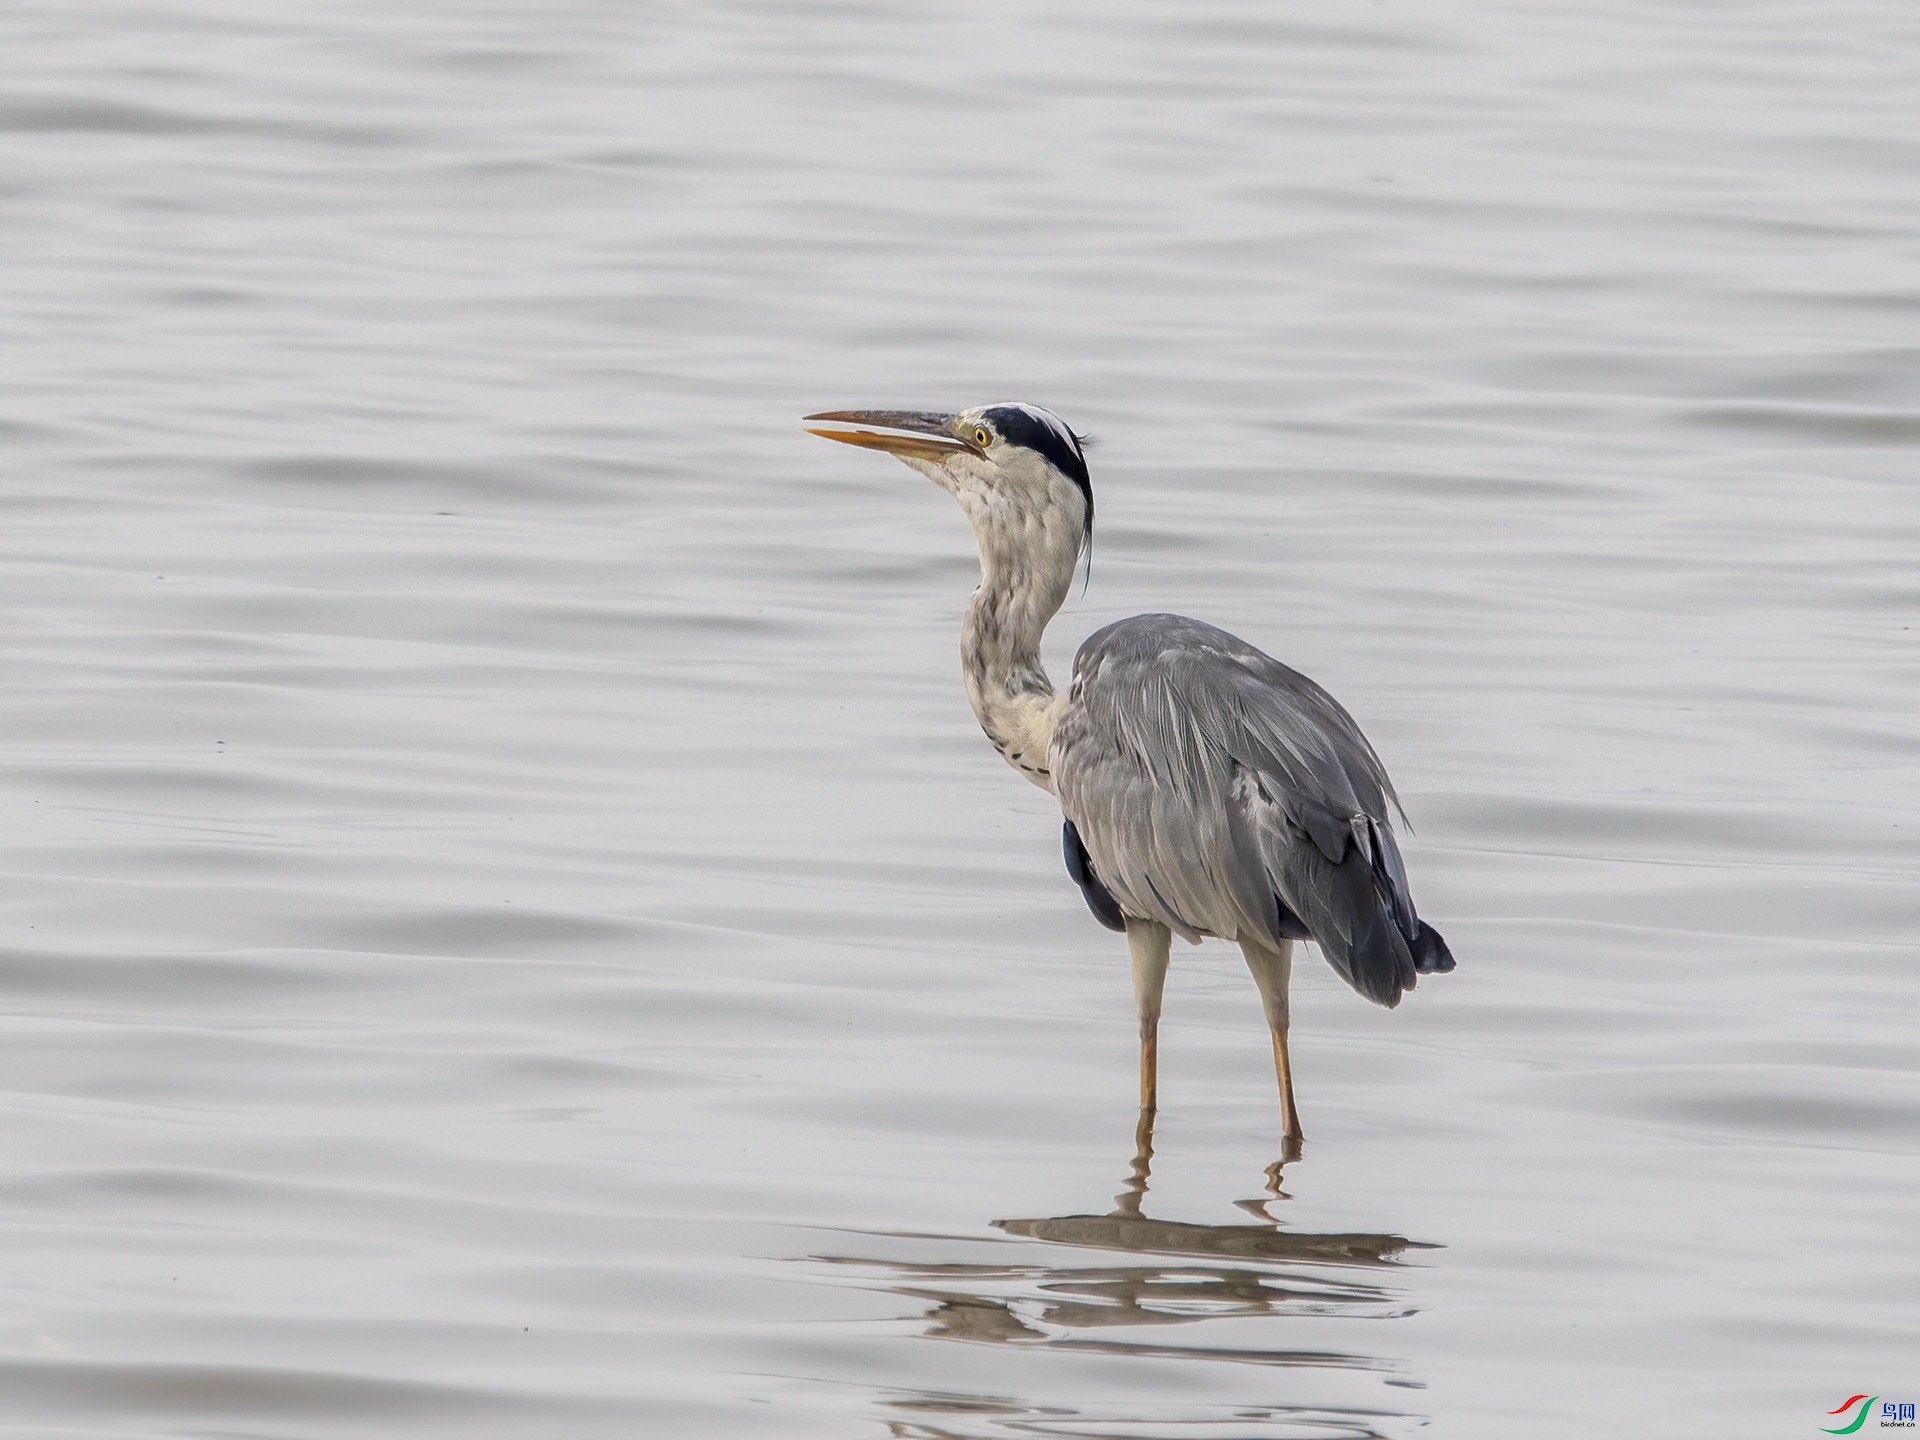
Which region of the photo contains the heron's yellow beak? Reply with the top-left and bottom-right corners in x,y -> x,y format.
804,409 -> 984,461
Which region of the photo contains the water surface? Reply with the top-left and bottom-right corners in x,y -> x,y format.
2,1 -> 1916,1435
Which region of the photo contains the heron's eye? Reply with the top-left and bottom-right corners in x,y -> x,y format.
974,427 -> 991,448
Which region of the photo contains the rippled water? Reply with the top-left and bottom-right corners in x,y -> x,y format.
4,2 -> 1916,1436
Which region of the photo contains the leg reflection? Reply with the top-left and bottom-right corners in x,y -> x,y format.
1112,1107 -> 1156,1219
810,1121 -> 1435,1386
1258,1133 -> 1304,1203
1121,1088 -> 1304,1219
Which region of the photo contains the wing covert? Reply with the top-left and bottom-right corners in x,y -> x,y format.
1052,613 -> 1440,1007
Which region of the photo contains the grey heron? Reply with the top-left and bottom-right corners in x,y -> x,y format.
805,403 -> 1454,1144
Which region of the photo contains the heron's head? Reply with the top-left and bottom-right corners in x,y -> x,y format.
805,403 -> 1094,560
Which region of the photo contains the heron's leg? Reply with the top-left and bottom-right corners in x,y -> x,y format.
1240,938 -> 1303,1144
1125,919 -> 1172,1112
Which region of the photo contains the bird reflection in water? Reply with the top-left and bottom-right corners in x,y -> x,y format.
816,1113 -> 1433,1373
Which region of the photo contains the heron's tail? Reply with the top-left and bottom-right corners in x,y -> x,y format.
1411,921 -> 1455,975
1276,817 -> 1453,1009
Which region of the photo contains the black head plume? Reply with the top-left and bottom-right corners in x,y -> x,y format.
980,402 -> 1095,545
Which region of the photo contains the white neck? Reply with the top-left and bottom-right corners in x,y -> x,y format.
957,496 -> 1080,793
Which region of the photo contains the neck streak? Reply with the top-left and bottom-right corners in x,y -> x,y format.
960,513 -> 1077,792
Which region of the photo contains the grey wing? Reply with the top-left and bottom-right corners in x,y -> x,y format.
1052,613 -> 1452,1008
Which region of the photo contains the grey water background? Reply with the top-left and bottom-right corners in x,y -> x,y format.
3,1 -> 1916,1436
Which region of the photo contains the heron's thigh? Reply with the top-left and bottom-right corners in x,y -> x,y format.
1125,919 -> 1172,1017
1239,939 -> 1295,1023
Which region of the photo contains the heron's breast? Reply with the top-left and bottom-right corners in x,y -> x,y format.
977,696 -> 1063,794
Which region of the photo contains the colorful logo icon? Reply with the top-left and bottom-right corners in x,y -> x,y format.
1823,1396 -> 1878,1434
